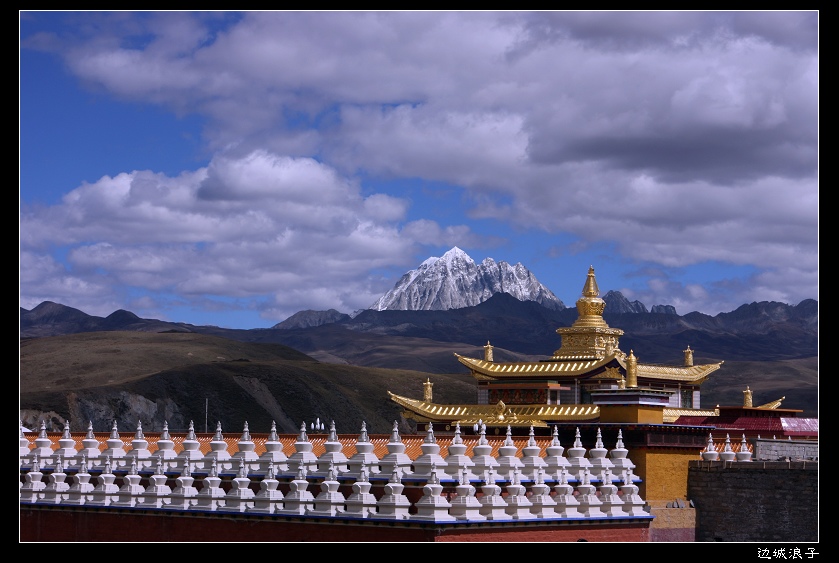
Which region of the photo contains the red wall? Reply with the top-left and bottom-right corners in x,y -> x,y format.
20,505 -> 651,542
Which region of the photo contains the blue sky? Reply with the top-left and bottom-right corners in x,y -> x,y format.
20,11 -> 818,329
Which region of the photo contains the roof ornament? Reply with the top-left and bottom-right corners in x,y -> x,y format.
62,420 -> 72,440
86,421 -> 95,439
684,345 -> 694,367
328,420 -> 338,442
135,421 -> 144,440
268,421 -> 278,442
209,458 -> 218,478
213,421 -> 223,441
478,422 -> 488,446
298,422 -> 309,442
743,386 -> 753,408
573,427 -> 583,449
38,419 -> 48,439
595,428 -> 605,449
156,455 -> 164,475
616,429 -> 625,450
359,421 -> 369,443
241,422 -> 251,442
161,421 -> 171,441
423,378 -> 434,402
484,341 -> 494,362
110,420 -> 119,439
528,425 -> 537,447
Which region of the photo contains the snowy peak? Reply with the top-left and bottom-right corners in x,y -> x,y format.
370,247 -> 565,312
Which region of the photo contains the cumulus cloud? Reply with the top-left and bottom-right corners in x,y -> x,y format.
20,150 -> 459,321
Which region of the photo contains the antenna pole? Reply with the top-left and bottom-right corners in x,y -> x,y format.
205,398 -> 208,434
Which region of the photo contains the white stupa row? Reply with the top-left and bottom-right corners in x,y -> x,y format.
700,432 -> 754,462
21,418 -> 642,486
20,452 -> 648,521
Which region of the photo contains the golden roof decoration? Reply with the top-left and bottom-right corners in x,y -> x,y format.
456,352 -> 723,384
387,391 -> 600,426
756,396 -> 785,410
662,407 -> 720,423
455,353 -> 612,378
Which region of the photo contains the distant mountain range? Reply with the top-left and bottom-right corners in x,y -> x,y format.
21,293 -> 818,364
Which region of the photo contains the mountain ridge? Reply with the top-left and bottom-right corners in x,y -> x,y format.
369,246 -> 566,312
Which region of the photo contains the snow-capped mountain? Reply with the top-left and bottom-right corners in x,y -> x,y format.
370,247 -> 565,311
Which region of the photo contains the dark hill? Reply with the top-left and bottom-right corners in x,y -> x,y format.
19,331 -> 476,434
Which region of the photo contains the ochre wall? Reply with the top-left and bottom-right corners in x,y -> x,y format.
632,449 -> 696,502
597,405 -> 663,424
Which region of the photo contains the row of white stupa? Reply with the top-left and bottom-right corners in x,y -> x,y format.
20,417 -> 751,521
20,419 -> 661,521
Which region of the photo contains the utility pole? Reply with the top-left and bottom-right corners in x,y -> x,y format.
205,398 -> 208,434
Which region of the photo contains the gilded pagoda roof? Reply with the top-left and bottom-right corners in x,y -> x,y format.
455,354 -> 612,380
387,391 -> 600,427
633,361 -> 723,384
456,352 -> 723,384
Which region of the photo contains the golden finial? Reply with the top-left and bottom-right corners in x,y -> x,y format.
582,265 -> 600,298
684,345 -> 694,367
484,340 -> 494,362
423,378 -> 433,403
743,385 -> 753,408
626,349 -> 638,388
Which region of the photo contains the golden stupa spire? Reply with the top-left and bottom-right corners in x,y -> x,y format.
582,265 -> 600,298
572,265 -> 608,328
553,266 -> 624,359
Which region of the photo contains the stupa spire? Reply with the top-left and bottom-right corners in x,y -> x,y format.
554,266 -> 623,357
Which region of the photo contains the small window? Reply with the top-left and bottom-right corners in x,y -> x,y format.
681,389 -> 693,408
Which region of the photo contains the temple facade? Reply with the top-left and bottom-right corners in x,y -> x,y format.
389,266 -> 730,431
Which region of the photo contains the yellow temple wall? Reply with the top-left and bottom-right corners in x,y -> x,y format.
597,404 -> 664,424
632,448 -> 696,502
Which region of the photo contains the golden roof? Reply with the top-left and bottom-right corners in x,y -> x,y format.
457,352 -> 723,384
387,391 -> 600,427
634,361 -> 723,384
455,354 -> 611,379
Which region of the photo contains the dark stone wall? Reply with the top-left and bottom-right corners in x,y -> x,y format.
688,460 -> 818,542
